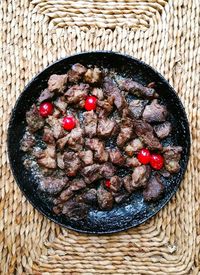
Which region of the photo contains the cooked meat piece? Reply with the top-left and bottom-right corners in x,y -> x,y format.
117,118 -> 133,147
62,200 -> 89,220
38,88 -> 53,103
142,99 -> 168,123
126,157 -> 141,168
109,176 -> 122,193
143,175 -> 164,201
83,111 -> 97,138
103,77 -> 126,110
85,138 -> 108,163
117,78 -> 158,99
109,148 -> 125,165
96,98 -> 114,117
91,87 -> 104,100
65,83 -> 89,107
39,177 -> 68,195
42,127 -> 55,144
133,120 -> 162,150
20,131 -> 36,152
81,164 -> 102,184
124,165 -> 151,193
79,150 -> 93,165
159,169 -> 171,178
97,184 -> 113,210
97,118 -> 116,138
84,68 -> 102,84
80,189 -> 97,205
35,145 -> 57,169
100,162 -> 116,178
26,104 -> 44,133
69,178 -> 86,191
124,138 -> 143,156
163,146 -> 182,173
113,189 -> 130,204
48,74 -> 68,93
67,63 -> 87,83
65,127 -> 84,151
57,153 -> 65,169
63,152 -> 82,177
129,100 -> 148,119
56,135 -> 68,151
46,116 -> 65,139
54,96 -> 67,113
154,122 -> 172,139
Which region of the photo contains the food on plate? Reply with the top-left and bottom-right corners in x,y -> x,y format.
20,63 -> 182,220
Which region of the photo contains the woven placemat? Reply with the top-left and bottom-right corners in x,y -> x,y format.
0,0 -> 199,274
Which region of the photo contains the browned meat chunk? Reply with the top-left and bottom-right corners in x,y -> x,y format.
46,116 -> 65,139
54,96 -> 67,113
26,104 -> 44,133
163,146 -> 182,173
100,162 -> 116,178
91,87 -> 104,100
81,164 -> 102,184
97,185 -> 113,210
143,175 -> 164,201
117,78 -> 158,99
129,100 -> 148,119
65,83 -> 89,107
67,63 -> 87,83
69,178 -> 86,192
109,176 -> 122,193
117,118 -> 133,147
84,68 -> 102,84
48,74 -> 68,93
109,148 -> 125,165
62,200 -> 88,220
96,98 -> 114,117
103,77 -> 126,110
57,153 -> 65,169
79,150 -> 93,165
85,138 -> 108,163
39,177 -> 68,195
63,152 -> 82,177
56,135 -> 68,151
83,111 -> 97,138
20,132 -> 36,152
124,165 -> 151,193
38,88 -> 53,103
65,127 -> 84,151
126,157 -> 141,168
97,118 -> 116,138
35,145 -> 57,169
133,120 -> 162,150
113,189 -> 130,204
154,122 -> 172,139
142,99 -> 168,123
124,138 -> 143,156
80,189 -> 97,205
42,127 -> 55,144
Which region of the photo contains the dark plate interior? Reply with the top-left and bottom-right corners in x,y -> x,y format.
7,52 -> 190,234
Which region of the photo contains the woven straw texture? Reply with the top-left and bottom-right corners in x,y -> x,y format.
0,0 -> 199,274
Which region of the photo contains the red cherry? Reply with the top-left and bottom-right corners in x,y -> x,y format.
39,102 -> 54,117
150,154 -> 164,170
84,96 -> 97,111
62,115 -> 76,131
137,148 -> 151,164
105,180 -> 111,188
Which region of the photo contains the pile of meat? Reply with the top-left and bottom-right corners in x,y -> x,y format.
20,63 -> 182,220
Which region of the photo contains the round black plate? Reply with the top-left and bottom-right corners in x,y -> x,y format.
7,52 -> 190,234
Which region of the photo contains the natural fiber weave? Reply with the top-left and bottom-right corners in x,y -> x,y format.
0,0 -> 199,274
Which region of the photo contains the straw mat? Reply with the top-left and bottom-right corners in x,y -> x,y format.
0,0 -> 199,274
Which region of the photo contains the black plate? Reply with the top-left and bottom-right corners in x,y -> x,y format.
7,52 -> 190,234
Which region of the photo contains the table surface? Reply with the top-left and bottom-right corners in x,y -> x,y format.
0,0 -> 199,274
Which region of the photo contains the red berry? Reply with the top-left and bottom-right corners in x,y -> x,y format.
105,180 -> 111,188
150,154 -> 164,170
84,96 -> 97,111
39,102 -> 54,117
137,148 -> 151,164
62,115 -> 76,131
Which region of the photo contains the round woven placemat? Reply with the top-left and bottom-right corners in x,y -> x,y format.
0,0 -> 199,274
